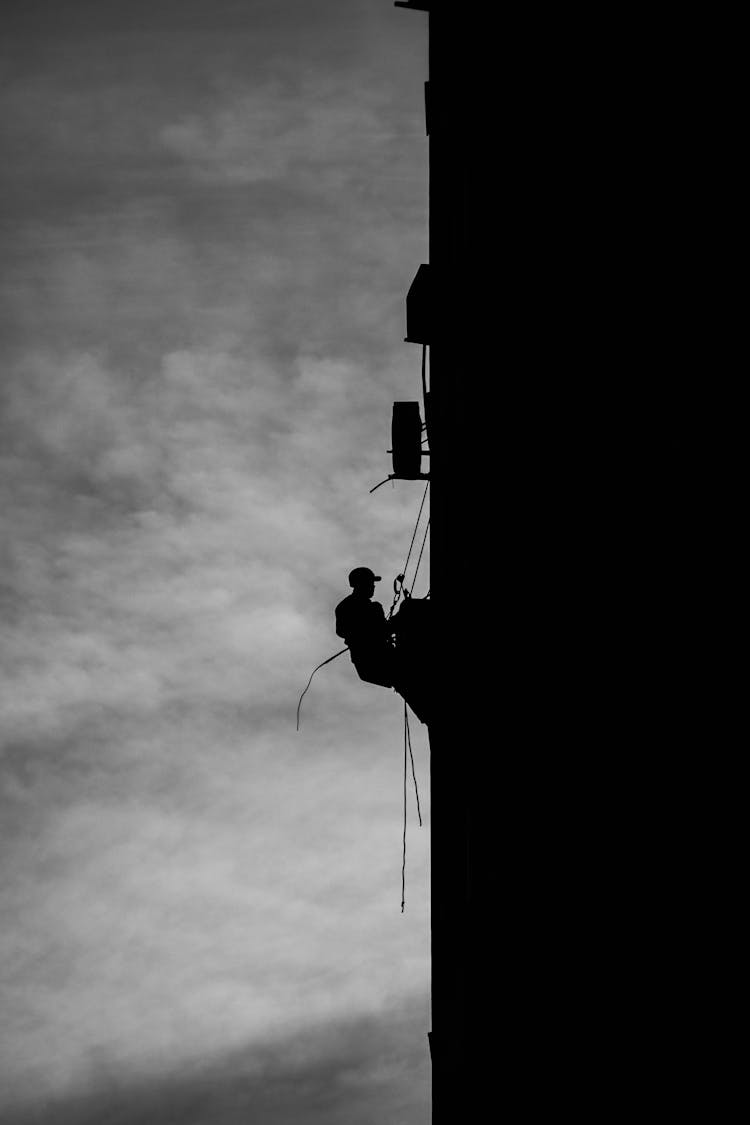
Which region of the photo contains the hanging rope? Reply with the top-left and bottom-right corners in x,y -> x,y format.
389,482 -> 429,619
296,647 -> 349,731
402,481 -> 429,581
401,701 -> 423,912
401,702 -> 409,912
369,474 -> 395,494
411,517 -> 430,593
405,705 -> 422,826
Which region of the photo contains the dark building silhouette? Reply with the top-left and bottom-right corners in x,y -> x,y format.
392,2 -> 718,1121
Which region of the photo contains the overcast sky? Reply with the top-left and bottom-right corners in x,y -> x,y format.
0,2 -> 432,1121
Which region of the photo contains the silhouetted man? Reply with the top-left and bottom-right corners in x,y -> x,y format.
335,567 -> 395,688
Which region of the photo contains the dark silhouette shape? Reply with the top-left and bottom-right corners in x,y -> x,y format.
335,568 -> 394,688
404,263 -> 433,344
391,401 -> 424,479
334,568 -> 432,723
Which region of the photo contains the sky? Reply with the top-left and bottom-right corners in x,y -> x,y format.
0,2 -> 432,1122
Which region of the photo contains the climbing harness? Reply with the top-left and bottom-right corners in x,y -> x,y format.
296,647 -> 349,731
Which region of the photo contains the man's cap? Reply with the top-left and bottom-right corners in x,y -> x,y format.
348,567 -> 381,587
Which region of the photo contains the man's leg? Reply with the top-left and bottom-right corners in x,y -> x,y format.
350,648 -> 394,689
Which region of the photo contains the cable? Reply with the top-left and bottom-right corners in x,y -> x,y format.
401,702 -> 423,913
389,482 -> 429,619
412,517 -> 430,592
369,475 -> 395,494
401,702 -> 409,912
402,481 -> 429,580
296,647 -> 349,731
405,706 -> 422,827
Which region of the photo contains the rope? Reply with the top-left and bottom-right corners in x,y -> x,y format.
369,475 -> 395,494
401,701 -> 423,913
405,705 -> 422,827
402,482 -> 429,583
389,482 -> 429,619
401,702 -> 408,912
412,517 -> 430,592
296,647 -> 349,731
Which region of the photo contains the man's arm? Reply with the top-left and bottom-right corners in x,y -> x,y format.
334,600 -> 349,640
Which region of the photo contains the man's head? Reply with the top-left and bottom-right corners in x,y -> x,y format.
348,567 -> 381,597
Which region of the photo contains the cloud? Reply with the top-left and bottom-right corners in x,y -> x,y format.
0,2 -> 432,1117
0,704 -> 431,1101
1,1003 -> 431,1125
159,78 -> 413,188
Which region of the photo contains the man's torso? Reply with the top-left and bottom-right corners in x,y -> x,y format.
335,595 -> 388,650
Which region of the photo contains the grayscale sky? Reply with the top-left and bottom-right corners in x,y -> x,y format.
0,2 -> 431,1122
